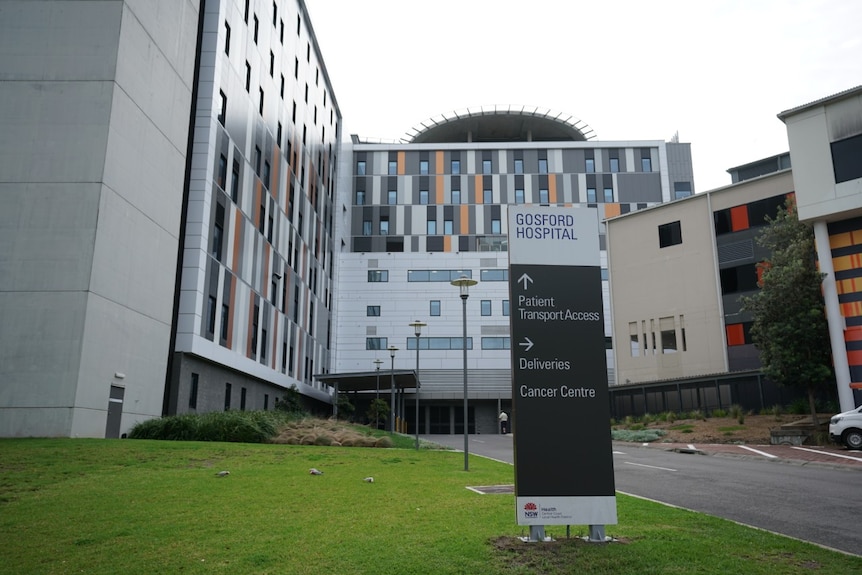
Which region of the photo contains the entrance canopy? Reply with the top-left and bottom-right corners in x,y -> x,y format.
315,370 -> 419,393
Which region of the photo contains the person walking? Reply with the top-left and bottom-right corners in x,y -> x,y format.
498,410 -> 509,434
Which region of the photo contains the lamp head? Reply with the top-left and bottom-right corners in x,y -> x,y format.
408,320 -> 427,336
387,345 -> 398,359
450,275 -> 478,299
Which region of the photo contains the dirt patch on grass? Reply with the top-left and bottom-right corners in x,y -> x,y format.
614,413 -> 819,444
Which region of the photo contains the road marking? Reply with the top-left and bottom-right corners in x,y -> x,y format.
612,451 -> 626,455
737,445 -> 778,458
624,462 -> 677,472
687,444 -> 697,450
790,446 -> 862,462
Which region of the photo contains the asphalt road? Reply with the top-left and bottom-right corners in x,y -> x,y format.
420,433 -> 862,557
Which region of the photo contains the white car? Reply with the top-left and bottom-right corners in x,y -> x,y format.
829,406 -> 862,450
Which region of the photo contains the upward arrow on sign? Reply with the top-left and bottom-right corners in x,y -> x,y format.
518,273 -> 533,290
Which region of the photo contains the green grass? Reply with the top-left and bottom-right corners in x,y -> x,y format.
0,439 -> 858,574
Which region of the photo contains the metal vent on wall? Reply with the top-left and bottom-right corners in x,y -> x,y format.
718,240 -> 754,264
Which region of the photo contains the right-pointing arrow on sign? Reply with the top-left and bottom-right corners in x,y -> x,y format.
518,273 -> 533,290
519,337 -> 534,352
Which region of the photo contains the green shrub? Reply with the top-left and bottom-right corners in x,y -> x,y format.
611,429 -> 667,442
711,408 -> 727,418
128,410 -> 295,443
788,398 -> 809,415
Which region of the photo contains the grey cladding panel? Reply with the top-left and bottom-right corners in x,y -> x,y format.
616,173 -> 662,203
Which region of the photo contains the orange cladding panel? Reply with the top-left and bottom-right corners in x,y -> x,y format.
436,175 -> 444,204
460,204 -> 469,234
436,151 -> 444,175
731,205 -> 749,231
726,324 -> 745,346
398,151 -> 405,175
549,175 -> 558,203
604,204 -> 621,218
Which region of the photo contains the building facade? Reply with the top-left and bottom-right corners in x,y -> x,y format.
165,0 -> 342,418
331,108 -> 695,434
0,0 -> 201,437
779,85 -> 862,411
606,168 -> 794,388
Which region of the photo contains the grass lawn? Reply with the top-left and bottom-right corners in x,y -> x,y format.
0,438 -> 858,574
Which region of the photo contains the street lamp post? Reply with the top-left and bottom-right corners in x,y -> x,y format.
387,346 -> 398,433
409,320 -> 427,450
373,358 -> 383,429
451,275 -> 478,471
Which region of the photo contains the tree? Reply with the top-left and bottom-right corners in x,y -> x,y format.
366,399 -> 389,429
740,197 -> 833,425
336,394 -> 355,421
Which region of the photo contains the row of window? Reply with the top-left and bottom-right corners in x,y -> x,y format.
369,268 -> 606,283
628,316 -> 688,357
357,157 -> 652,176
367,299 -> 510,318
188,373 -> 270,412
362,218 -> 502,236
355,187 -> 615,206
366,337 -> 511,350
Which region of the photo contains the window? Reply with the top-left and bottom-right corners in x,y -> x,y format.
259,87 -> 264,115
603,187 -> 614,203
658,221 -> 682,248
272,1 -> 277,24
276,122 -> 282,146
218,91 -> 226,125
629,322 -> 639,357
224,382 -> 232,410
451,189 -> 461,204
538,158 -> 548,173
419,190 -> 429,204
514,159 -> 524,174
218,154 -> 227,189
366,305 -> 381,316
356,191 -> 366,205
263,160 -> 270,189
539,189 -> 549,203
294,57 -> 299,79
245,61 -> 251,91
231,159 -> 239,202
253,14 -> 259,43
269,51 -> 275,76
408,269 -> 472,282
379,218 -> 389,235
366,337 -> 388,350
451,159 -> 460,174
280,74 -> 285,98
586,188 -> 596,203
491,219 -> 501,234
483,159 -> 492,174
480,269 -> 507,281
357,161 -> 366,175
207,296 -> 217,334
444,219 -> 453,235
244,0 -> 249,22
642,157 -> 652,172
515,188 -> 524,204
831,133 -> 862,183
720,264 -> 758,294
388,160 -> 397,175
610,157 -> 620,173
674,181 -> 692,199
189,373 -> 199,409
482,337 -> 510,350
430,300 -> 441,316
502,300 -> 510,316
419,160 -> 429,175
224,21 -> 231,55
254,146 -> 261,176
212,222 -> 223,261
481,300 -> 492,316
220,304 -> 229,340
407,337 -> 472,350
660,317 -> 677,354
368,270 -> 389,282
427,220 -> 437,235
387,190 -> 397,205
585,158 -> 595,173
483,189 -> 493,203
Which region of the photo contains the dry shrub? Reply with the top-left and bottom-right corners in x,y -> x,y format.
269,417 -> 394,448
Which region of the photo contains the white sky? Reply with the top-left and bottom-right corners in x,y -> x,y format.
304,0 -> 862,192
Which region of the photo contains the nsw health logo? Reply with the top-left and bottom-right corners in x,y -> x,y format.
523,502 -> 539,518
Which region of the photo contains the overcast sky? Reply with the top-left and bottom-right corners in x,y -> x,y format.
304,0 -> 861,192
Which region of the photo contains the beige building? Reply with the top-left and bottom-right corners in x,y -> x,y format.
607,168 -> 795,386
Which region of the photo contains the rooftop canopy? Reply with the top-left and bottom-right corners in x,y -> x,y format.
405,105 -> 595,144
314,369 -> 419,393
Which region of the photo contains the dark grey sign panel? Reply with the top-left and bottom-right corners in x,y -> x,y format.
508,206 -> 616,525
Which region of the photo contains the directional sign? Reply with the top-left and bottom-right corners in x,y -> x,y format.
508,205 -> 617,526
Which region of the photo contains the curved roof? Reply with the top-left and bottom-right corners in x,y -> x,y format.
405,106 -> 595,144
